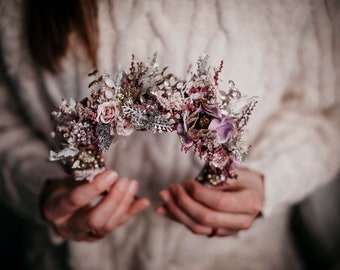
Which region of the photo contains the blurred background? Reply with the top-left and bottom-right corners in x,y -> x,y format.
0,201 -> 25,269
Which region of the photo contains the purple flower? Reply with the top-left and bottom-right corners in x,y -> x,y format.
208,117 -> 234,143
177,124 -> 194,148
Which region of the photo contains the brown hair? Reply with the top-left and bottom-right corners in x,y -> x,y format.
24,0 -> 98,73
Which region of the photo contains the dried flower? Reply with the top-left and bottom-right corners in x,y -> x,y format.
116,117 -> 134,136
95,124 -> 113,151
96,101 -> 117,124
208,116 -> 234,144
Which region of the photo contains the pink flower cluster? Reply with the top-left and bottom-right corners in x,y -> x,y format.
49,54 -> 257,185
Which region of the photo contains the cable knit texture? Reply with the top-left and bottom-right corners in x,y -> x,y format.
0,0 -> 339,269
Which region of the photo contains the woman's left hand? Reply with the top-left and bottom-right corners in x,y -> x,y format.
155,168 -> 264,237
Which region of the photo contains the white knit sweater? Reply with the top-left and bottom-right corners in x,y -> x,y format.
0,0 -> 339,269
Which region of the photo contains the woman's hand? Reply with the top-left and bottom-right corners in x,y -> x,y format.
42,170 -> 150,241
156,169 -> 264,237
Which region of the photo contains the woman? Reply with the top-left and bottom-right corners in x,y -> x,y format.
0,0 -> 339,269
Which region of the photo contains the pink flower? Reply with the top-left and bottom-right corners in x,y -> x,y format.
96,101 -> 116,124
208,117 -> 234,144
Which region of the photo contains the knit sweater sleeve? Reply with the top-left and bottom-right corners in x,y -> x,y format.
0,1 -> 65,223
0,79 -> 65,223
245,0 -> 340,215
247,106 -> 340,215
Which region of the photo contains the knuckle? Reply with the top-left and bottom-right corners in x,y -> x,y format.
93,181 -> 105,193
190,185 -> 201,199
43,209 -> 54,221
57,230 -> 68,238
190,225 -> 204,235
87,214 -> 103,230
52,218 -> 64,229
44,199 -> 60,220
56,225 -> 68,238
175,195 -> 186,208
229,231 -> 239,236
252,199 -> 263,214
239,219 -> 253,230
68,191 -> 85,208
102,224 -> 114,233
197,213 -> 211,226
73,236 -> 84,242
248,192 -> 263,214
67,223 -> 80,235
216,197 -> 228,210
223,229 -> 237,236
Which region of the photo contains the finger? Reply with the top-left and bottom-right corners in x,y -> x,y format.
155,205 -> 176,220
104,179 -> 140,232
209,227 -> 239,237
66,223 -> 106,242
222,169 -> 264,192
43,186 -> 73,223
118,198 -> 150,225
53,223 -> 71,239
85,178 -> 133,233
156,204 -> 239,237
56,225 -> 103,242
53,171 -> 118,218
170,184 -> 254,230
64,178 -> 132,239
159,189 -> 213,235
62,205 -> 93,237
213,178 -> 244,191
63,232 -> 101,242
127,198 -> 150,216
84,232 -> 105,242
185,180 -> 263,215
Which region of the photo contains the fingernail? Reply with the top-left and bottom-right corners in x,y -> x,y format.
105,171 -> 118,183
127,180 -> 138,194
155,206 -> 166,215
159,190 -> 169,202
117,179 -> 128,192
142,200 -> 151,209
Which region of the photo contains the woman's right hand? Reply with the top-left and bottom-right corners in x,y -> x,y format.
42,170 -> 150,241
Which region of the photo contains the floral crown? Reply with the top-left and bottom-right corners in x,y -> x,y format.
49,54 -> 258,186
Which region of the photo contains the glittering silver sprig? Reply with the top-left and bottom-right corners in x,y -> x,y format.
95,124 -> 113,151
122,104 -> 174,133
197,54 -> 210,76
